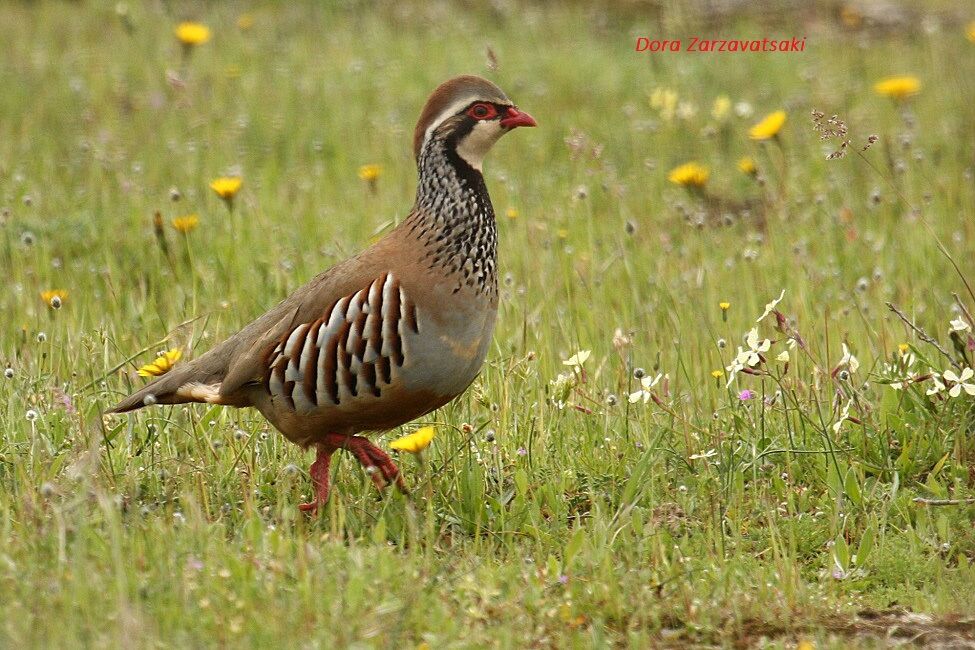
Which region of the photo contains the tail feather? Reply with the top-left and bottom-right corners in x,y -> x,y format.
108,368 -> 198,413
107,353 -> 233,414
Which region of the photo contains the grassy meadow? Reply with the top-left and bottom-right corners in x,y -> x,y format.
3,0 -> 975,646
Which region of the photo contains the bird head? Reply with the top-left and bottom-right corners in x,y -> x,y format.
413,75 -> 536,171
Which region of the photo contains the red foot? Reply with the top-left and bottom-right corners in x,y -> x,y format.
343,436 -> 408,494
298,434 -> 407,515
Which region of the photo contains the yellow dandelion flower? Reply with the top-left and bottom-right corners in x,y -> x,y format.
710,369 -> 723,379
898,343 -> 910,355
389,426 -> 435,454
40,289 -> 68,309
210,177 -> 243,200
237,14 -> 255,30
137,349 -> 182,378
557,228 -> 569,239
506,207 -> 519,219
358,164 -> 381,182
748,110 -> 787,140
719,301 -> 731,311
874,76 -> 921,100
667,162 -> 709,187
737,157 -> 757,175
175,22 -> 211,47
711,95 -> 731,120
967,22 -> 975,43
171,214 -> 199,233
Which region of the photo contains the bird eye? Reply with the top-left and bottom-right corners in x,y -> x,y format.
467,103 -> 496,120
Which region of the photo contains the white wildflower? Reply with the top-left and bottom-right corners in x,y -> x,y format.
949,318 -> 971,333
832,399 -> 853,434
838,343 -> 860,374
943,367 -> 975,397
629,373 -> 663,404
926,372 -> 946,396
756,290 -> 785,323
563,350 -> 591,368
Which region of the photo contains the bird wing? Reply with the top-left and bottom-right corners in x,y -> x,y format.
255,271 -> 419,413
108,240 -> 396,413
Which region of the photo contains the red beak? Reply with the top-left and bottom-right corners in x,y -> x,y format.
500,107 -> 537,129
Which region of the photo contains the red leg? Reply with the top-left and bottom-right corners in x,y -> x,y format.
299,443 -> 335,513
300,434 -> 408,510
358,439 -> 408,493
343,436 -> 408,494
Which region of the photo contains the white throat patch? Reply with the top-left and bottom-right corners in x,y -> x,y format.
455,120 -> 505,171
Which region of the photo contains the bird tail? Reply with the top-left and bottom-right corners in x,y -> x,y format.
107,354 -> 231,414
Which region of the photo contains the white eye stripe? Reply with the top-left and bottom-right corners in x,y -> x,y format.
422,97 -> 509,150
423,98 -> 475,145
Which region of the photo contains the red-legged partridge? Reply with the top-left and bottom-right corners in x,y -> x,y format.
109,75 -> 536,512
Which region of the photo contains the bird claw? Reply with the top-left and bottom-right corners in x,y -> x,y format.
298,435 -> 407,514
347,437 -> 408,495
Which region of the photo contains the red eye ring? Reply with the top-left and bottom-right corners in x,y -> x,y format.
467,103 -> 497,120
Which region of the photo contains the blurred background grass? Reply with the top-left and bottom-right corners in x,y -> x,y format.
1,0 -> 975,646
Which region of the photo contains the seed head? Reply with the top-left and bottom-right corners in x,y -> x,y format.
283,463 -> 300,476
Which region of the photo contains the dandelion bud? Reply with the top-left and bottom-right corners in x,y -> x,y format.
717,338 -> 727,349
36,332 -> 47,342
633,367 -> 646,379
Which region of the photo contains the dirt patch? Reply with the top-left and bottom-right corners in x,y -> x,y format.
735,608 -> 975,648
